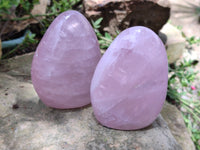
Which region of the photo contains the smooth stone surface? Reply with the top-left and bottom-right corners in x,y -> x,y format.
0,53 -> 182,150
0,53 -> 33,81
91,26 -> 168,130
161,102 -> 196,150
31,10 -> 101,109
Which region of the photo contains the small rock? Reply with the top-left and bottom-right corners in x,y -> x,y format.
83,0 -> 170,34
0,73 -> 38,118
159,23 -> 186,64
161,102 -> 196,150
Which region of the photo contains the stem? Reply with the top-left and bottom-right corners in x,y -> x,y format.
182,104 -> 200,122
2,43 -> 22,59
180,98 -> 200,114
181,98 -> 200,107
99,36 -> 113,42
1,12 -> 58,21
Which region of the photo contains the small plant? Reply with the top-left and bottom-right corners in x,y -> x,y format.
181,29 -> 200,46
49,0 -> 80,15
185,36 -> 200,46
175,25 -> 200,46
92,18 -> 116,49
0,0 -> 82,58
0,0 -> 19,16
168,59 -> 200,150
0,0 -> 39,17
40,0 -> 81,34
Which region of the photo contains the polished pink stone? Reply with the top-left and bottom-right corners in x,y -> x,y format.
91,26 -> 168,130
31,10 -> 101,109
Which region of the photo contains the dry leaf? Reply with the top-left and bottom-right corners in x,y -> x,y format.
31,0 -> 49,16
0,0 -> 49,35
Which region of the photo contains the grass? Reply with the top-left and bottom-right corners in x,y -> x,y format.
92,17 -> 115,50
168,59 -> 200,150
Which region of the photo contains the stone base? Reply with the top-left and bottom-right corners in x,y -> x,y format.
0,53 -> 182,150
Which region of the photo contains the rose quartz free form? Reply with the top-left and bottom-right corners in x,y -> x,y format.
31,10 -> 101,109
91,26 -> 168,130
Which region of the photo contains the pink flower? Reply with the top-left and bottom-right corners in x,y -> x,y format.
191,86 -> 196,90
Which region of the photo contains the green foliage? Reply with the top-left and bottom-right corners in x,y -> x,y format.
92,18 -> 114,49
169,60 -> 198,87
0,0 -> 39,17
40,0 -> 81,34
92,18 -> 103,31
0,0 -> 19,16
0,0 -> 80,22
23,30 -> 38,46
19,0 -> 39,14
1,0 -> 81,59
176,25 -> 183,30
176,25 -> 200,46
49,0 -> 80,15
186,36 -> 200,45
168,59 -> 200,150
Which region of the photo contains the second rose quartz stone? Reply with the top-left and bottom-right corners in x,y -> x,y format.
91,26 -> 168,130
31,10 -> 101,109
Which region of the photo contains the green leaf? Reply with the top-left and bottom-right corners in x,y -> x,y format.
0,0 -> 20,15
105,32 -> 112,40
94,17 -> 103,26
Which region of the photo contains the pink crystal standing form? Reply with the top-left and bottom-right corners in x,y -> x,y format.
91,26 -> 168,130
31,10 -> 101,109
